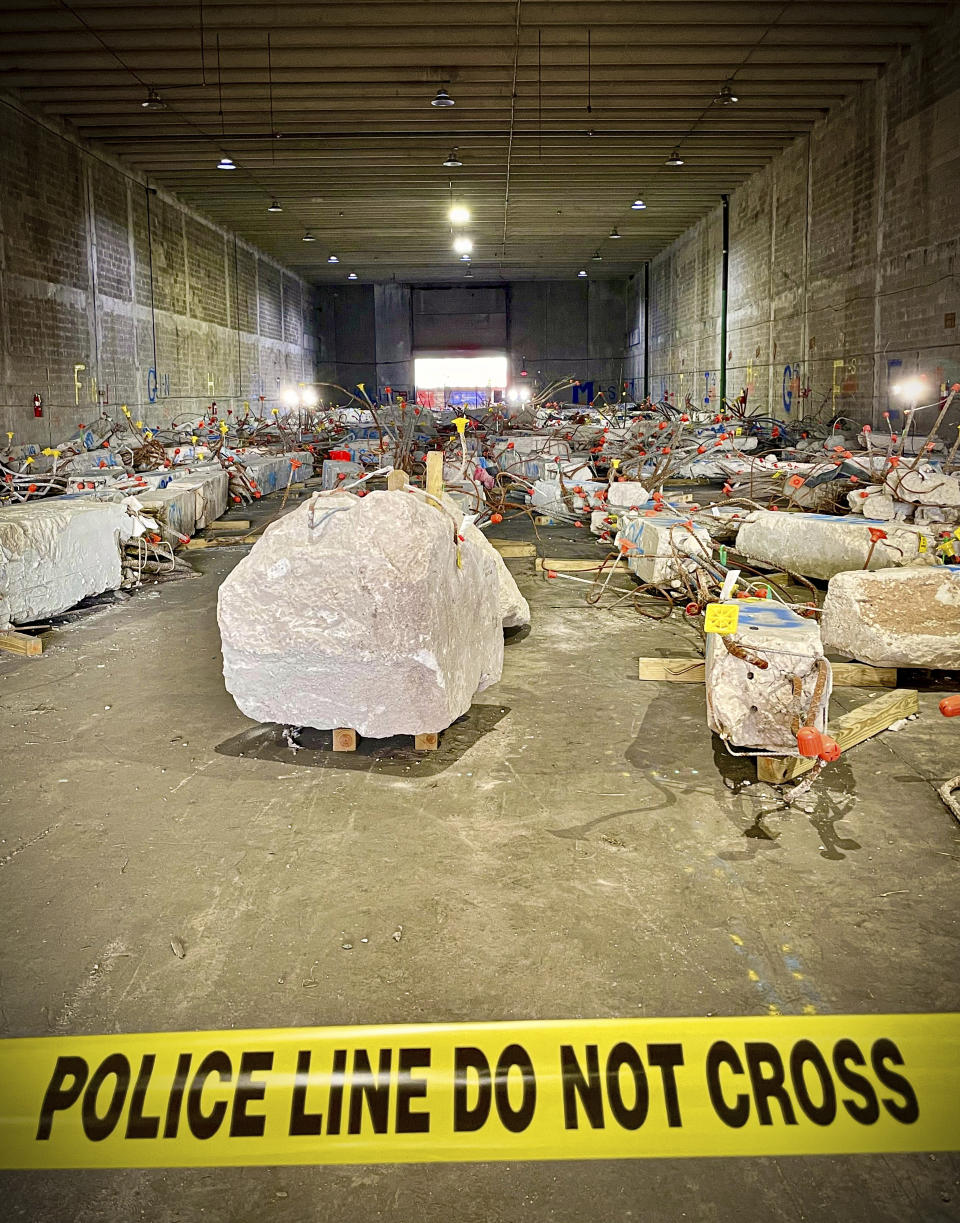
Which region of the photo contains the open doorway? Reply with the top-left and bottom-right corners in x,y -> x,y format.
414,354 -> 507,413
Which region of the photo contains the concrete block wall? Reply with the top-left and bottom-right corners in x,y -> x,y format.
317,278 -> 628,406
628,5 -> 960,429
0,99 -> 319,448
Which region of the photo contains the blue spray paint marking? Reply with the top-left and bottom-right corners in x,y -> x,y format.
782,364 -> 793,413
572,381 -> 594,404
147,368 -> 158,404
704,371 -> 711,405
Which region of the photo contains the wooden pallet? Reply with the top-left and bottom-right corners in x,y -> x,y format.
332,728 -> 439,752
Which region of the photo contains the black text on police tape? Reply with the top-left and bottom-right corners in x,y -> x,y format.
35,1036 -> 918,1143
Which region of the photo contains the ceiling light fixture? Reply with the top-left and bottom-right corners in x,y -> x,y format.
302,230 -> 316,242
609,226 -> 621,239
431,87 -> 455,108
631,196 -> 646,210
464,268 -> 474,278
460,253 -> 472,262
453,236 -> 473,255
666,149 -> 684,166
216,156 -> 236,170
347,272 -> 358,280
717,82 -> 739,105
448,204 -> 470,225
267,199 -> 283,212
578,269 -> 588,278
327,254 -> 339,263
443,148 -> 463,167
141,89 -> 165,110
591,250 -> 602,262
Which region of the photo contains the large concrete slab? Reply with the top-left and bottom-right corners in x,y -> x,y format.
0,498 -> 141,625
736,511 -> 926,579
822,565 -> 960,667
218,490 -> 503,736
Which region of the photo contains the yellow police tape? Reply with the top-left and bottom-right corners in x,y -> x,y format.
1,1014 -> 957,1168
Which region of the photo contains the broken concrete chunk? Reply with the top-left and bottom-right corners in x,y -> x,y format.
736,510 -> 925,579
821,565 -> 960,668
888,469 -> 960,509
439,495 -> 530,628
706,600 -> 831,754
616,513 -> 712,585
0,498 -> 141,626
606,481 -> 650,509
218,490 -> 504,736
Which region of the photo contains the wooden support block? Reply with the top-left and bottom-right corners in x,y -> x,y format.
757,688 -> 919,784
425,451 -> 444,504
537,557 -> 604,573
831,662 -> 897,688
207,519 -> 251,531
490,540 -> 536,558
533,515 -> 555,526
637,657 -> 896,688
332,728 -> 357,752
414,732 -> 439,751
638,657 -> 706,682
386,469 -> 406,491
0,631 -> 42,657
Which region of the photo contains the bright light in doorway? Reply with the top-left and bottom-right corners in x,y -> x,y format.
415,355 -> 507,391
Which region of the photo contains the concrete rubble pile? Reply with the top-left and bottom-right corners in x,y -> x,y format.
218,489 -> 505,736
0,406 -> 319,624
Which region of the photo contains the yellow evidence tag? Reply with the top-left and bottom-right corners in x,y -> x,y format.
704,604 -> 740,636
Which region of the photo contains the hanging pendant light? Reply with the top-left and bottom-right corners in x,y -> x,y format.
267,199 -> 283,213
609,226 -> 621,239
302,230 -> 316,242
141,89 -> 165,110
217,155 -> 236,170
443,148 -> 463,167
431,87 -> 455,108
666,149 -> 684,166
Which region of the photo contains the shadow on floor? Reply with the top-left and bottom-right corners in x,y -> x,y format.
215,702 -> 511,777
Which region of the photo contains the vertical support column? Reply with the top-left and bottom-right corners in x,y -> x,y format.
719,194 -> 730,409
871,75 -> 888,429
642,261 -> 650,401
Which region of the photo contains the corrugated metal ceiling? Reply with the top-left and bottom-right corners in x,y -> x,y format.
0,0 -> 950,282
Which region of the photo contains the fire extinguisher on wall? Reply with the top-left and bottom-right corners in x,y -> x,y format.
33,394 -> 43,418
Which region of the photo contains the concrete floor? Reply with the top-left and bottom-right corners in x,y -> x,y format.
1,496 -> 959,1221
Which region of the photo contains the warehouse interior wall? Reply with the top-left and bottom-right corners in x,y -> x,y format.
627,4 -> 960,428
317,279 -> 629,406
0,98 -> 319,449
